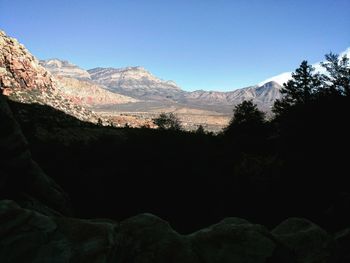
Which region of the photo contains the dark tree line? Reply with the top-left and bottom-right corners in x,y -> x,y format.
224,52 -> 349,134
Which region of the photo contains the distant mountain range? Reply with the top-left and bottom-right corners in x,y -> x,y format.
2,29 -> 347,129
39,58 -> 283,113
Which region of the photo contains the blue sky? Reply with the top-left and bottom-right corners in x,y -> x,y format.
1,0 -> 349,91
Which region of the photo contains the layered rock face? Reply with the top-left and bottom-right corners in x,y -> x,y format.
88,66 -> 184,101
0,31 -> 99,123
40,59 -> 138,107
55,76 -> 138,106
88,66 -> 181,91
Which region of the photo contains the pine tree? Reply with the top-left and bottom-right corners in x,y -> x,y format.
224,100 -> 265,135
321,53 -> 350,96
273,61 -> 321,115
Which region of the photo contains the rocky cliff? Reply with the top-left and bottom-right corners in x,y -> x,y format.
0,30 -> 100,123
88,66 -> 184,101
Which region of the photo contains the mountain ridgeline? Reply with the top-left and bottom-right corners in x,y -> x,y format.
40,58 -> 283,113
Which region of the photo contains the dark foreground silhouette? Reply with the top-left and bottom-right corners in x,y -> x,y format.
1,53 -> 350,262
5,90 -> 349,234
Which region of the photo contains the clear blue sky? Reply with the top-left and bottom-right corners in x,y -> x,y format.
1,0 -> 349,91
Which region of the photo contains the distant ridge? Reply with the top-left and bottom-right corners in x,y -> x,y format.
40,59 -> 138,107
86,66 -> 282,111
40,59 -> 91,80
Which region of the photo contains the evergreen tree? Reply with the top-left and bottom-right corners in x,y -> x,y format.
320,53 -> 350,96
153,112 -> 182,131
195,125 -> 205,134
273,61 -> 321,115
224,100 -> 265,135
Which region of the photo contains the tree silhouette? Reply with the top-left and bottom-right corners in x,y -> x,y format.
224,100 -> 265,136
195,125 -> 205,134
152,112 -> 182,130
320,53 -> 350,96
273,61 -> 321,115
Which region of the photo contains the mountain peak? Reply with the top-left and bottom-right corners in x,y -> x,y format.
87,66 -> 181,96
40,59 -> 91,80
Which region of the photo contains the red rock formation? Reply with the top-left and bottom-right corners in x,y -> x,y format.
0,30 -> 99,123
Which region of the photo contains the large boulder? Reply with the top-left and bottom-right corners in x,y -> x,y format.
188,217 -> 295,263
115,213 -> 198,263
272,217 -> 336,263
0,200 -> 118,263
335,228 -> 350,263
0,201 -> 297,263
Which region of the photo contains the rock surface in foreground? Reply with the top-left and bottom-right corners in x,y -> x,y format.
0,200 -> 299,263
272,217 -> 336,263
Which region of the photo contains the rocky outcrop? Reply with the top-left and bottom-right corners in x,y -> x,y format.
0,31 -> 55,96
335,228 -> 350,263
188,217 -> 295,263
0,200 -> 117,263
272,218 -> 336,263
116,213 -> 198,263
0,200 -> 299,263
0,30 -> 100,124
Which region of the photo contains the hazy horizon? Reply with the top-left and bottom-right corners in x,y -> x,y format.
1,0 -> 349,91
